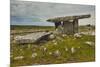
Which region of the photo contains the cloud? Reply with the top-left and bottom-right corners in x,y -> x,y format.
10,1 -> 95,25
11,1 -> 95,17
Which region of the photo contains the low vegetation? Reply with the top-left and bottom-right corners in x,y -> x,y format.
10,25 -> 95,67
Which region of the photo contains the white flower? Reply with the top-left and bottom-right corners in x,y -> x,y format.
32,53 -> 37,58
49,52 -> 52,55
71,47 -> 75,54
54,42 -> 57,45
65,47 -> 68,51
62,34 -> 67,37
54,50 -> 60,57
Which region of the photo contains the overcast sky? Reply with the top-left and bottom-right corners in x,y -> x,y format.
10,0 -> 95,26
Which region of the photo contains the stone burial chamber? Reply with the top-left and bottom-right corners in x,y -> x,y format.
47,14 -> 91,34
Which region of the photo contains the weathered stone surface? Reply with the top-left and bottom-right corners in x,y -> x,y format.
14,32 -> 52,44
49,34 -> 55,39
47,14 -> 91,22
80,31 -> 95,35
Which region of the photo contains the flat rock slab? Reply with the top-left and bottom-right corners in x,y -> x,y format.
14,32 -> 51,44
80,31 -> 95,35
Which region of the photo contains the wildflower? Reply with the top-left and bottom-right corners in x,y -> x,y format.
54,50 -> 61,57
65,47 -> 68,51
54,42 -> 57,45
71,47 -> 75,54
49,52 -> 52,55
32,53 -> 37,58
43,47 -> 47,51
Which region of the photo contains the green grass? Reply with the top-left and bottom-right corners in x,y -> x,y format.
10,34 -> 95,67
10,25 -> 95,67
11,25 -> 54,31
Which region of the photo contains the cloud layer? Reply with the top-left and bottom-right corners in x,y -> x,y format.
10,1 -> 95,25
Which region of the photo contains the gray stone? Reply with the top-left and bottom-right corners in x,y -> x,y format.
49,34 -> 55,39
14,56 -> 24,60
85,41 -> 95,46
14,32 -> 51,44
74,33 -> 82,38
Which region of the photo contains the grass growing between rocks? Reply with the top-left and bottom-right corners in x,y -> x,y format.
10,34 -> 95,67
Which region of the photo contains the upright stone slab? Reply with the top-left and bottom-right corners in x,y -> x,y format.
63,21 -> 74,34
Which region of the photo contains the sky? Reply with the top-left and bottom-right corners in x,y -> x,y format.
10,0 -> 95,26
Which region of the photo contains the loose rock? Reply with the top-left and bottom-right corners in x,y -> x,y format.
74,33 -> 82,38
49,34 -> 55,39
85,41 -> 95,46
14,56 -> 24,60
